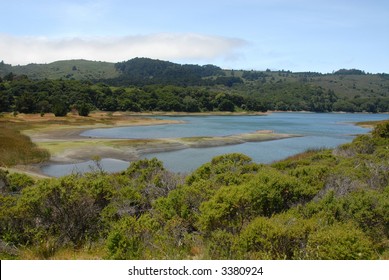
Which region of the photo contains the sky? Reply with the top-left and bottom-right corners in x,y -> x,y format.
0,0 -> 388,73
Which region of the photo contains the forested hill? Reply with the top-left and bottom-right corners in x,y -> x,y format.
110,57 -> 228,86
1,58 -> 389,113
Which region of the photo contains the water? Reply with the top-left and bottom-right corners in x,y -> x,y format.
42,113 -> 389,176
41,158 -> 130,176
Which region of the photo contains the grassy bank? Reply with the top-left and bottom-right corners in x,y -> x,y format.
0,124 -> 50,167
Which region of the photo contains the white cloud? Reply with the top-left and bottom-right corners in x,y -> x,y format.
0,33 -> 246,65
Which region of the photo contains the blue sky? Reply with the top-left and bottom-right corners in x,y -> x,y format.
1,0 -> 388,73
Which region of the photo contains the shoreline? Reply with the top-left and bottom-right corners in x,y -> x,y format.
5,111 -> 387,178
8,112 -> 296,177
34,129 -> 299,165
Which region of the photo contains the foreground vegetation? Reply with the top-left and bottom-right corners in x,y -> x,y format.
1,121 -> 388,259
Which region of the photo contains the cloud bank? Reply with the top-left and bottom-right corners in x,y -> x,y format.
0,33 -> 246,65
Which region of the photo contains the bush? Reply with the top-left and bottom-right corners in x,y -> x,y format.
198,167 -> 315,234
6,173 -> 34,193
17,174 -> 115,247
236,214 -> 318,259
186,153 -> 258,187
106,215 -> 158,259
305,223 -> 375,259
372,121 -> 389,139
206,230 -> 236,259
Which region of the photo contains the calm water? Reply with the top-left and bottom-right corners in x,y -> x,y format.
42,113 -> 389,176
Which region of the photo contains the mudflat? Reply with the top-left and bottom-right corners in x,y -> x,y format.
2,111 -> 297,176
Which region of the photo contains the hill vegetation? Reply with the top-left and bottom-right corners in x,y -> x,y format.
0,121 -> 388,259
0,59 -> 119,80
1,57 -> 389,113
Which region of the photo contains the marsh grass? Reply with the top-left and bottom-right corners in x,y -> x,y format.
0,124 -> 50,167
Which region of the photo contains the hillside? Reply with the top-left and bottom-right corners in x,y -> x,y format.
1,58 -> 389,113
0,59 -> 119,80
109,57 -> 227,86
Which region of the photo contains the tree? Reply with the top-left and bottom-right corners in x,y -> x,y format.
218,99 -> 235,112
75,101 -> 92,116
183,96 -> 200,112
3,72 -> 14,81
51,96 -> 69,117
15,92 -> 35,113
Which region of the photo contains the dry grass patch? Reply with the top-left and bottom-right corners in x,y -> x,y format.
0,124 -> 50,167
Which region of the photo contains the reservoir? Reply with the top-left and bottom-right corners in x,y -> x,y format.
41,112 -> 389,176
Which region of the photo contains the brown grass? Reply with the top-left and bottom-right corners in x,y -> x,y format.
0,124 -> 50,167
356,119 -> 389,128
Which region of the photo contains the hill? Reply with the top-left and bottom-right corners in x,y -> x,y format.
109,57 -> 227,86
230,69 -> 389,112
1,58 -> 389,112
0,59 -> 119,80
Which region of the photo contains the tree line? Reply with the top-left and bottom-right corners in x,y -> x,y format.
1,74 -> 388,115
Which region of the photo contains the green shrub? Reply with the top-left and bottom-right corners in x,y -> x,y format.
372,121 -> 389,139
6,173 -> 34,192
236,214 -> 319,259
186,153 -> 258,187
206,230 -> 236,259
305,223 -> 375,259
106,215 -> 158,259
198,167 -> 315,234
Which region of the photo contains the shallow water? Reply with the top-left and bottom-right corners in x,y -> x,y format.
41,158 -> 130,177
42,112 -> 389,176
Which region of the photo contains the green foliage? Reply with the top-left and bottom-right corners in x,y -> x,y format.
343,189 -> 389,245
52,99 -> 69,117
305,223 -> 375,259
206,230 -> 236,259
5,173 -> 34,193
125,158 -> 165,182
198,167 -> 317,234
372,121 -> 389,139
236,214 -> 319,259
113,57 -> 224,86
106,215 -> 158,259
75,101 -> 93,116
2,58 -> 389,114
334,69 -> 366,75
1,59 -> 119,80
186,153 -> 258,186
337,135 -> 376,155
